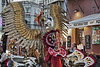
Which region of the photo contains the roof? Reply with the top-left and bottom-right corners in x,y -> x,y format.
69,13 -> 100,24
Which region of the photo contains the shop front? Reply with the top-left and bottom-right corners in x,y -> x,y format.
67,13 -> 100,55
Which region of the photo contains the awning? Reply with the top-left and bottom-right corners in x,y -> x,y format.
68,13 -> 100,28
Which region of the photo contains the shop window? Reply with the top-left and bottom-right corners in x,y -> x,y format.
79,28 -> 84,44
92,26 -> 100,44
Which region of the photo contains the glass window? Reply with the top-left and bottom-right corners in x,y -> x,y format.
2,0 -> 5,7
2,0 -> 5,3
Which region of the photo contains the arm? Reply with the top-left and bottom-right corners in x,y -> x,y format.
45,53 -> 51,64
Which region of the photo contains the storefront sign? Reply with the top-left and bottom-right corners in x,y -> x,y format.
74,22 -> 88,26
85,35 -> 91,49
68,22 -> 88,28
68,20 -> 100,28
67,36 -> 71,47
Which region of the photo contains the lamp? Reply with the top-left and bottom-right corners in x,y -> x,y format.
74,9 -> 79,13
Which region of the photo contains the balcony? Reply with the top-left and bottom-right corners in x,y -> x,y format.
48,0 -> 64,5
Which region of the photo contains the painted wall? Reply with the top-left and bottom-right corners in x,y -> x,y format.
92,44 -> 100,55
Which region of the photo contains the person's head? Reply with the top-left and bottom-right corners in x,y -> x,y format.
0,47 -> 3,53
54,42 -> 60,50
90,52 -> 95,55
72,43 -> 77,47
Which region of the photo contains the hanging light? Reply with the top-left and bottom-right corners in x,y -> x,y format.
74,9 -> 79,13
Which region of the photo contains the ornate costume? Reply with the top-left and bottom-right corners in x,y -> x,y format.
45,47 -> 68,67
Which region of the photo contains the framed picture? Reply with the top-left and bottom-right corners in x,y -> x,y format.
67,36 -> 71,47
85,35 -> 91,49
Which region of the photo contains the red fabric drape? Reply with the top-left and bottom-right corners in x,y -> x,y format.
45,52 -> 62,67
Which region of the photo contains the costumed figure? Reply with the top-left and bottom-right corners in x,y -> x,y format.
45,42 -> 68,67
43,30 -> 68,67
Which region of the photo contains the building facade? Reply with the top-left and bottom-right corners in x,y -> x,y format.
66,0 -> 100,55
21,1 -> 40,29
1,0 -> 40,29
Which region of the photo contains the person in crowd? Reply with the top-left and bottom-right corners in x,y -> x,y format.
45,42 -> 63,67
77,43 -> 84,51
71,43 -> 77,53
89,52 -> 99,67
90,52 -> 97,60
0,47 -> 8,67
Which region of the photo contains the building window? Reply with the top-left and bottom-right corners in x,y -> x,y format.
60,2 -> 64,8
2,0 -> 5,3
79,28 -> 84,44
34,8 -> 36,15
2,0 -> 5,7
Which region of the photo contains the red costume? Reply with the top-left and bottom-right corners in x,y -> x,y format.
45,47 -> 68,67
43,30 -> 68,67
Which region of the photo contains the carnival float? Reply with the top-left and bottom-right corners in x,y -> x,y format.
1,1 -> 96,67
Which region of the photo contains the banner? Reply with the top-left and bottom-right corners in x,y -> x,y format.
68,20 -> 100,29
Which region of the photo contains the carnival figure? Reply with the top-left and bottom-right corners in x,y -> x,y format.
45,42 -> 68,67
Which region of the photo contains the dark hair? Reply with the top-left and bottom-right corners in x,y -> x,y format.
74,43 -> 77,48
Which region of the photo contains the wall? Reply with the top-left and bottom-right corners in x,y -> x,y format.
67,0 -> 100,21
84,26 -> 92,53
92,45 -> 100,55
84,26 -> 100,55
71,28 -> 79,45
